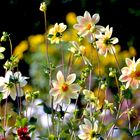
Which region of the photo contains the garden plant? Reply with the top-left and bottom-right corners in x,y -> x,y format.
0,2 -> 140,140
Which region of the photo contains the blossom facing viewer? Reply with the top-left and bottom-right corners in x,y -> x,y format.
73,11 -> 105,43
48,23 -> 67,44
119,57 -> 140,89
0,71 -> 28,100
96,25 -> 119,57
78,118 -> 100,140
49,70 -> 81,104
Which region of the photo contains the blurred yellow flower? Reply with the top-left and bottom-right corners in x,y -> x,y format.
66,12 -> 77,25
13,40 -> 28,59
28,34 -> 45,52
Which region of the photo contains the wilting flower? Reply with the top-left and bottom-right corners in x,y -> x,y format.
119,57 -> 140,89
49,70 -> 81,104
0,71 -> 28,100
96,25 -> 119,57
78,118 -> 100,140
73,11 -> 105,43
69,41 -> 92,66
48,23 -> 67,44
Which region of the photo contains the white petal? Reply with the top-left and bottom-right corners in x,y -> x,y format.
92,13 -> 100,24
49,88 -> 60,96
111,37 -> 119,44
70,84 -> 81,92
66,73 -> 76,84
57,71 -> 64,84
10,87 -> 17,100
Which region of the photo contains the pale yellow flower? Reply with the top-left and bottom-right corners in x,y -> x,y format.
78,118 -> 100,140
96,25 -> 119,57
49,71 -> 81,104
119,57 -> 140,89
48,23 -> 67,44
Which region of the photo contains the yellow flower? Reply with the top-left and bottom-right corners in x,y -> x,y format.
66,12 -> 77,25
13,40 -> 28,59
48,23 -> 67,44
96,25 -> 119,57
78,118 -> 100,140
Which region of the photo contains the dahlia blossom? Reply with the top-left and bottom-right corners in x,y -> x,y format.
96,25 -> 119,57
73,11 -> 105,43
78,118 -> 100,140
0,71 -> 28,100
49,70 -> 81,104
119,57 -> 140,89
48,23 -> 67,44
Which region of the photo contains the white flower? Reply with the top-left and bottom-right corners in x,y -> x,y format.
0,71 -> 29,100
49,70 -> 81,104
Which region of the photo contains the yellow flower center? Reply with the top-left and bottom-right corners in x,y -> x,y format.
90,130 -> 96,138
61,83 -> 69,92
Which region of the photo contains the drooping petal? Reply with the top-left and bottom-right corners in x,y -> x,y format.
66,73 -> 76,84
9,87 -> 17,100
5,71 -> 13,82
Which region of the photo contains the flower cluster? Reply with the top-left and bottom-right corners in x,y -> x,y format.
0,3 -> 140,140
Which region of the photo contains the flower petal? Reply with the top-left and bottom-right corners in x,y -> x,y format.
92,13 -> 100,24
57,71 -> 64,84
66,73 -> 76,84
69,84 -> 81,92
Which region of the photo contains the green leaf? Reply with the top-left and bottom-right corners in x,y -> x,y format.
0,126 -> 4,133
15,116 -> 28,128
28,125 -> 36,133
38,102 -> 54,114
29,117 -> 37,125
123,89 -> 133,99
132,128 -> 140,137
121,128 -> 132,137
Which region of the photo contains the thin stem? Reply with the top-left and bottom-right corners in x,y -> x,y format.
8,37 -> 13,56
126,100 -> 131,130
3,97 -> 8,129
111,46 -> 121,74
60,43 -> 65,74
44,11 -> 49,64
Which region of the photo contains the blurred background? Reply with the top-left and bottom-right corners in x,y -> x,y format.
0,0 -> 140,53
